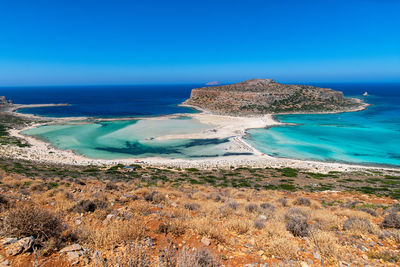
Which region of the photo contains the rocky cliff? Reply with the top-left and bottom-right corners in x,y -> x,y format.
183,79 -> 362,115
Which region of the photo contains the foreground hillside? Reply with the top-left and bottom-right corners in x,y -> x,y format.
183,79 -> 365,115
0,161 -> 399,266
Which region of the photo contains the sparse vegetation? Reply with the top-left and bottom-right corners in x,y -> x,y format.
293,196 -> 311,206
285,209 -> 311,237
343,217 -> 376,234
1,205 -> 64,245
381,213 -> 400,229
0,144 -> 399,265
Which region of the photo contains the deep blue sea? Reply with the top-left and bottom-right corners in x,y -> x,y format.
1,83 -> 399,166
0,85 -> 199,117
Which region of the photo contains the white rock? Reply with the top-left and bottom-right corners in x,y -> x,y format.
201,236 -> 211,246
258,215 -> 267,220
60,244 -> 83,253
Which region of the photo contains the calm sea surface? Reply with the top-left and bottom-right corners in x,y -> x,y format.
1,83 -> 399,166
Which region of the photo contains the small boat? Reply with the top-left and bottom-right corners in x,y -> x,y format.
363,92 -> 368,96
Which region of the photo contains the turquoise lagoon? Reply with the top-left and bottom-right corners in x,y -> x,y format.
23,117 -> 241,159
246,95 -> 400,167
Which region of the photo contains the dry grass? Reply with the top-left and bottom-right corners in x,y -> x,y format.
381,212 -> 400,229
225,218 -> 251,234
157,219 -> 187,237
129,200 -> 152,215
87,219 -> 146,249
311,209 -> 342,231
309,230 -> 342,260
293,196 -> 311,206
266,237 -> 298,260
342,217 -> 377,234
92,243 -> 151,267
189,217 -> 227,244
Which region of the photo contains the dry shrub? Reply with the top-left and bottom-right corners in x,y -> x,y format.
285,207 -> 310,220
378,230 -> 400,243
218,202 -> 239,218
311,201 -> 322,210
29,183 -> 50,192
93,208 -> 112,221
134,187 -> 151,197
145,191 -> 167,204
359,207 -> 378,217
226,201 -> 239,210
88,219 -> 146,249
40,237 -> 61,256
343,217 -> 376,234
277,198 -> 288,207
97,243 -> 151,267
309,230 -> 342,260
154,193 -> 167,203
70,199 -> 108,213
218,204 -> 235,218
162,207 -> 190,221
293,197 -> 311,206
266,237 -> 298,260
176,247 -> 220,267
105,182 -> 118,191
245,203 -> 259,213
311,209 -> 341,231
256,219 -> 292,251
225,219 -> 251,234
0,194 -> 9,212
335,209 -> 370,219
184,202 -> 200,211
253,219 -> 266,230
130,200 -> 152,215
158,244 -> 178,266
260,202 -> 275,212
51,191 -> 76,213
1,205 -> 64,245
191,192 -> 207,201
262,219 -> 290,239
157,220 -> 186,237
207,192 -> 222,202
189,218 -> 226,244
381,213 -> 400,229
158,246 -> 220,267
284,207 -> 311,237
367,250 -> 399,263
285,213 -> 311,237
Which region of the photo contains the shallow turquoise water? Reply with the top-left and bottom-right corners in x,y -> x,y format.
23,118 -> 243,159
246,95 -> 400,167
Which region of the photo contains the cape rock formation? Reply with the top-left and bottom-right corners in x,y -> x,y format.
183,79 -> 362,115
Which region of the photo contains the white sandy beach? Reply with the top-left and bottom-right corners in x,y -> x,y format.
1,105 -> 399,174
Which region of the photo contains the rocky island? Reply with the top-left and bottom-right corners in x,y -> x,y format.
183,79 -> 365,115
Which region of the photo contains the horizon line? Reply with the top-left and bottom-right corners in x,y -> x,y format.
1,80 -> 400,89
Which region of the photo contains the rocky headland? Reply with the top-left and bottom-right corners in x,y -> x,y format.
183,79 -> 366,115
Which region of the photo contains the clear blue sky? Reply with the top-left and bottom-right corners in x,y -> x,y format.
0,0 -> 399,86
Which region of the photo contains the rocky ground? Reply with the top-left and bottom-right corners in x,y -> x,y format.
0,164 -> 400,266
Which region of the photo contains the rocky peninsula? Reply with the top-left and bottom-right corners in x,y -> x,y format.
183,79 -> 366,115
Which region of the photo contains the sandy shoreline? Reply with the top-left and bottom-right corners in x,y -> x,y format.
1,102 -> 399,173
